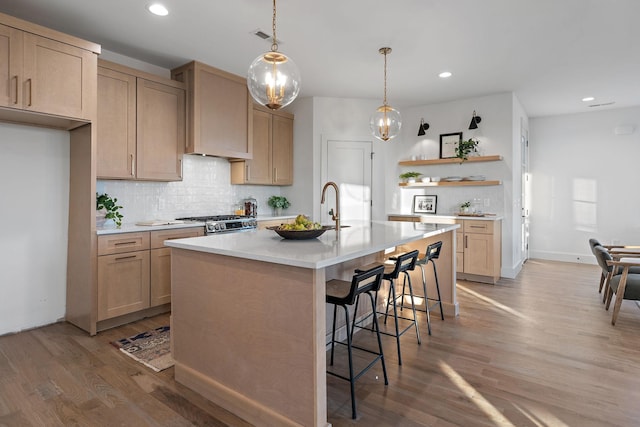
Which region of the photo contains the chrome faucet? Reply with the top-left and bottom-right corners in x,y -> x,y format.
321,181 -> 340,231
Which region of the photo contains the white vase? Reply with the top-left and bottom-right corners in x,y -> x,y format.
273,207 -> 282,217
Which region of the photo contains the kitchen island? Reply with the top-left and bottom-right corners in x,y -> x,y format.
165,220 -> 459,427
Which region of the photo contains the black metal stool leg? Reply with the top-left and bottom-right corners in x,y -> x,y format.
367,291 -> 388,385
330,303 -> 338,365
342,306 -> 357,419
418,264 -> 432,335
404,272 -> 422,344
389,279 -> 403,365
432,260 -> 444,320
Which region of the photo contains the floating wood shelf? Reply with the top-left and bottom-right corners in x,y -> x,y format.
398,155 -> 503,166
399,180 -> 502,188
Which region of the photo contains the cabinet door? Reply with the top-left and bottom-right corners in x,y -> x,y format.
150,248 -> 171,307
22,32 -> 96,120
136,78 -> 185,181
463,233 -> 494,276
244,109 -> 272,184
0,24 -> 22,108
97,251 -> 150,321
96,67 -> 136,179
456,231 -> 464,273
272,114 -> 293,185
195,62 -> 251,158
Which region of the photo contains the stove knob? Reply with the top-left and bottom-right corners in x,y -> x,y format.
207,223 -> 215,233
213,223 -> 221,231
220,223 -> 227,231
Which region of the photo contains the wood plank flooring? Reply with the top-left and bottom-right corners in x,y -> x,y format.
1,259 -> 639,426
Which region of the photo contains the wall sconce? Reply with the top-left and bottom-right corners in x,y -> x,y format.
468,110 -> 482,129
417,118 -> 430,136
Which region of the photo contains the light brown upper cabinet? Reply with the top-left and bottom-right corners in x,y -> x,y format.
230,105 -> 294,185
97,60 -> 185,181
171,60 -> 252,159
0,13 -> 100,128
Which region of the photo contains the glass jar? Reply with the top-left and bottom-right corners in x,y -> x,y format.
243,197 -> 257,217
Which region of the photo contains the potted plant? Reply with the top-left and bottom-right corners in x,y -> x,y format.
96,193 -> 123,228
459,201 -> 471,214
399,171 -> 422,183
455,138 -> 479,161
267,195 -> 290,216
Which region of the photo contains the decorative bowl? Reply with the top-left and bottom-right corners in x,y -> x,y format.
267,226 -> 331,240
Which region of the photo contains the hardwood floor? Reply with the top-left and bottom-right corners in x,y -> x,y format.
1,259 -> 639,426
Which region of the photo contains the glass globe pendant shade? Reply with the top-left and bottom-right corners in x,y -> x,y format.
370,105 -> 402,141
247,51 -> 301,110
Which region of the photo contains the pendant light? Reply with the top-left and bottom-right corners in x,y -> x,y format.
370,47 -> 402,141
247,0 -> 301,110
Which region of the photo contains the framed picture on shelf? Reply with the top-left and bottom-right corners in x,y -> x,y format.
439,132 -> 463,159
413,195 -> 437,214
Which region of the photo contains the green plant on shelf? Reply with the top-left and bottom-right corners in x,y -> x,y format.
456,138 -> 479,161
96,192 -> 123,227
399,171 -> 422,180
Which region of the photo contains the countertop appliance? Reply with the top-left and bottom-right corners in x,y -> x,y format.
176,215 -> 257,235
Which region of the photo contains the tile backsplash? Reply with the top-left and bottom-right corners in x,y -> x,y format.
97,155 -> 280,223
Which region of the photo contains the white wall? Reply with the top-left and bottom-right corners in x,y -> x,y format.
529,106 -> 640,263
288,96 -> 387,221
392,93 -> 523,277
0,123 -> 69,335
288,92 -> 526,278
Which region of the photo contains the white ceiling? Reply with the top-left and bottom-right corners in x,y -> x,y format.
3,0 -> 640,118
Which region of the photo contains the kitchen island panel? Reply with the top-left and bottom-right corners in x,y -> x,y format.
171,248 -> 328,427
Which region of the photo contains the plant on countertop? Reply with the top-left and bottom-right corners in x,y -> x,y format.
399,171 -> 422,180
268,195 -> 291,210
460,201 -> 472,212
456,138 -> 479,161
96,192 -> 123,227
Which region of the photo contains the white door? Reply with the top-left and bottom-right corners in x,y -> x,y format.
521,128 -> 530,263
324,139 -> 373,224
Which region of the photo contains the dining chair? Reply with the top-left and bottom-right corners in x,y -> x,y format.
604,257 -> 640,325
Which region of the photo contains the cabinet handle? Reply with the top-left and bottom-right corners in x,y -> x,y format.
26,78 -> 32,106
115,241 -> 137,246
246,164 -> 250,181
178,158 -> 182,178
470,225 -> 485,229
12,75 -> 18,104
130,154 -> 135,176
273,167 -> 277,182
465,235 -> 468,249
114,255 -> 137,261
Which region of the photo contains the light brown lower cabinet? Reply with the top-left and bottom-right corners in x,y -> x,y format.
387,215 -> 502,284
457,219 -> 502,284
97,227 -> 204,323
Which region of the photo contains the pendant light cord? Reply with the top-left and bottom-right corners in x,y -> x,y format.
383,50 -> 388,106
271,0 -> 278,52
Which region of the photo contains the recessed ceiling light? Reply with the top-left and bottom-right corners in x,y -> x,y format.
439,71 -> 452,78
582,96 -> 595,102
147,3 -> 169,16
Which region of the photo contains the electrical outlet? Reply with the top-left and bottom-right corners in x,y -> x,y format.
484,198 -> 490,207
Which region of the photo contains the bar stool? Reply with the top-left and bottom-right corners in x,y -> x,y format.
326,264 -> 388,420
354,249 -> 421,365
414,241 -> 444,335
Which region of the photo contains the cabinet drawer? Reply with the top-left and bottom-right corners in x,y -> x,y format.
98,232 -> 150,255
463,220 -> 494,234
150,228 -> 204,249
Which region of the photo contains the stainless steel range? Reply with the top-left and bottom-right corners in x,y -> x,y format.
176,215 -> 257,235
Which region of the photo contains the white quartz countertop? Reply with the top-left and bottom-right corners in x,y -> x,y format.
96,221 -> 205,235
165,220 -> 459,269
388,213 -> 503,222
